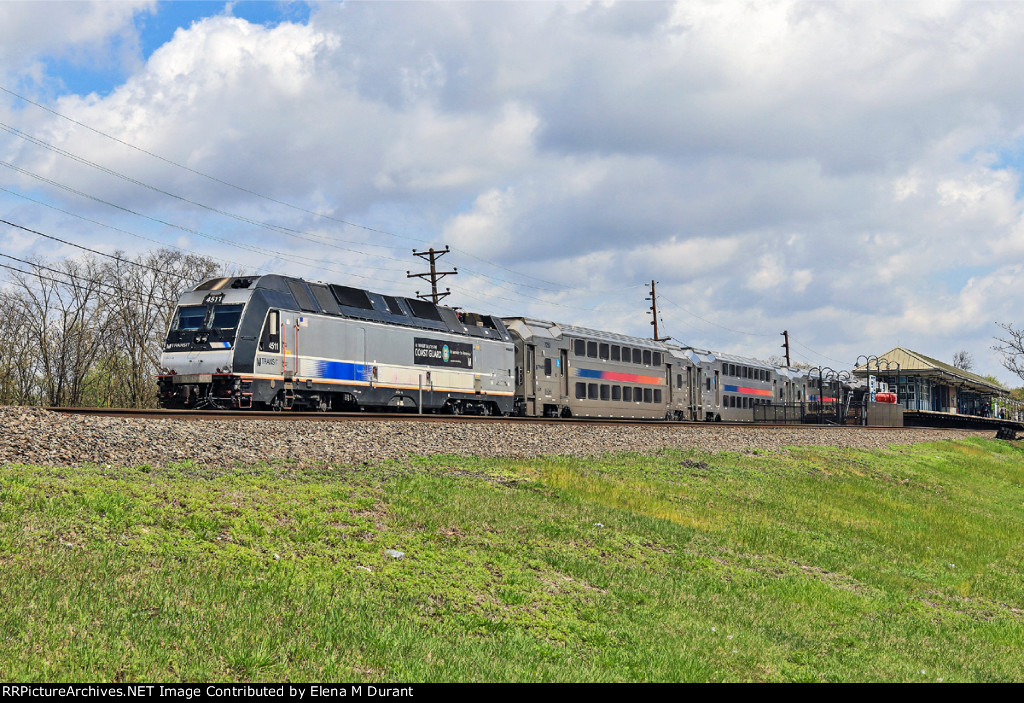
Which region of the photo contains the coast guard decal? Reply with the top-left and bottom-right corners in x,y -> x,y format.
413,338 -> 472,369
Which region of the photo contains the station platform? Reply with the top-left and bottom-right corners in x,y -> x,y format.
904,409 -> 1024,431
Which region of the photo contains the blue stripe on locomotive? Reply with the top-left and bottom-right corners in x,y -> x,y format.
312,359 -> 372,382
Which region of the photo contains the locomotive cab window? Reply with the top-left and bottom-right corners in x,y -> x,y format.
259,310 -> 280,351
211,304 -> 244,330
173,306 -> 207,331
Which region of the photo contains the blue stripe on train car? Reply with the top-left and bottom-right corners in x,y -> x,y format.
312,360 -> 371,382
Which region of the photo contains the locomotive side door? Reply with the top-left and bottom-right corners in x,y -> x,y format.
259,309 -> 285,376
560,348 -> 569,401
280,312 -> 301,379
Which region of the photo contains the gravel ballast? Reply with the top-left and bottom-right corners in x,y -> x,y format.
0,406 -> 991,468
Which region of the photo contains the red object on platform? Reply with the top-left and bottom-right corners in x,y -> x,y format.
874,392 -> 898,404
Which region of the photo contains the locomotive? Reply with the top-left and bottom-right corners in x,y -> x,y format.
157,274 -> 820,420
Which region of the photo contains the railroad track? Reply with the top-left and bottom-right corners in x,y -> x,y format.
45,406 -> 966,432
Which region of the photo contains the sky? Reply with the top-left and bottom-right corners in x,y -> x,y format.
3,0 -> 1024,384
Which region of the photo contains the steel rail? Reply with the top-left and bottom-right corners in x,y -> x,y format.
44,406 -> 972,432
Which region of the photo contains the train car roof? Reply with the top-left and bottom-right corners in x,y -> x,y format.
189,274 -> 512,343
502,317 -> 672,350
712,350 -> 776,368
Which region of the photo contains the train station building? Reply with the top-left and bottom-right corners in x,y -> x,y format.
852,346 -> 1013,419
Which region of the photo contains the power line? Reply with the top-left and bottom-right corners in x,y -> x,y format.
0,126 -> 415,272
0,218 -> 194,282
0,162 -> 419,288
657,293 -> 775,339
791,338 -> 852,368
0,138 -> 572,300
0,185 -> 266,275
0,84 -> 569,292
0,252 -> 178,307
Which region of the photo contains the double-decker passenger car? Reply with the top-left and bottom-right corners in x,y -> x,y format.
157,275 -> 516,414
501,318 -> 690,419
707,352 -> 778,422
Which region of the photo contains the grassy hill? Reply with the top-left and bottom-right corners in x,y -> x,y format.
1,437 -> 1022,682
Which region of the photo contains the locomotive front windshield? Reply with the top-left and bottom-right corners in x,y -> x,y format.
167,303 -> 246,350
211,304 -> 244,329
173,306 -> 207,330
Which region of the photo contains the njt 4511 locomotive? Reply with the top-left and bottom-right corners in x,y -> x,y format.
157,274 -> 516,414
158,274 -> 822,420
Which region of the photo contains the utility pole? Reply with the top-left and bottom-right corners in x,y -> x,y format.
781,330 -> 791,367
646,280 -> 670,342
407,246 -> 457,304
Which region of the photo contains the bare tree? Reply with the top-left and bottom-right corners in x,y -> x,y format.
11,256 -> 115,407
768,355 -> 815,370
952,349 -> 975,371
102,249 -> 220,407
994,322 -> 1024,382
0,248 -> 224,408
0,289 -> 42,405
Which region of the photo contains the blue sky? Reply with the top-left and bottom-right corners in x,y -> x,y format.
4,1 -> 1024,384
40,2 -> 313,97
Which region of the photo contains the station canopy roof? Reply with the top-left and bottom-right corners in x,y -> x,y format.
853,347 -> 1005,394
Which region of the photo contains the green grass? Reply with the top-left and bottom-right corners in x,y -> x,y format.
1,438 -> 1023,681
